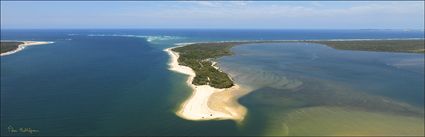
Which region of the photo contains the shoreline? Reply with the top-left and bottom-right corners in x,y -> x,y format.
164,39 -> 424,122
173,38 -> 425,45
164,46 -> 250,122
174,39 -> 425,54
1,41 -> 54,56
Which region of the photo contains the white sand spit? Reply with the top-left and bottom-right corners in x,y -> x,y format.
164,47 -> 250,121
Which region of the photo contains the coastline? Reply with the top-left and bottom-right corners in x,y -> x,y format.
163,39 -> 424,122
1,41 -> 54,56
164,46 -> 251,122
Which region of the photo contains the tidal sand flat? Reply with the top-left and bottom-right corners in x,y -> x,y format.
218,42 -> 424,135
0,41 -> 53,56
165,39 -> 425,125
165,42 -> 297,121
256,106 -> 424,136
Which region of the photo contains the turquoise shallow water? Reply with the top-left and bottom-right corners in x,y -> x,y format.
218,43 -> 424,135
219,43 -> 424,107
1,29 -> 424,136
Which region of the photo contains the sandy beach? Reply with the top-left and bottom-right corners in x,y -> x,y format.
1,41 -> 54,56
164,46 -> 251,122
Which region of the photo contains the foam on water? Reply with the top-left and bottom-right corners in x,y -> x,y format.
87,34 -> 185,42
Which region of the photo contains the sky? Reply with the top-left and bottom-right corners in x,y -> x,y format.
1,1 -> 424,29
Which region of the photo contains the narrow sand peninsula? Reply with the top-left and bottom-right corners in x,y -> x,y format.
1,41 -> 54,56
165,47 -> 251,122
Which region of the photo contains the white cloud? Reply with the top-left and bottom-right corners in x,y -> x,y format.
150,1 -> 425,29
192,1 -> 249,8
1,1 -> 424,29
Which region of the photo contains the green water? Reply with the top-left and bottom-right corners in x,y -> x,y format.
219,43 -> 424,135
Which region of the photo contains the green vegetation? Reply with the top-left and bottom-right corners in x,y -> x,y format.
1,42 -> 23,54
172,42 -> 253,88
172,39 -> 424,88
310,40 -> 425,53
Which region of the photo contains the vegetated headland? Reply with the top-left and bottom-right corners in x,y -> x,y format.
1,41 -> 54,56
1,42 -> 24,54
172,42 -> 238,88
173,39 -> 424,88
171,41 -> 283,89
168,39 -> 424,122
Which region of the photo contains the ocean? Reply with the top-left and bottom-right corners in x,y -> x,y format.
1,29 -> 424,136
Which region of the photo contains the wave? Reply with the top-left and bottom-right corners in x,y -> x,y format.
87,34 -> 185,42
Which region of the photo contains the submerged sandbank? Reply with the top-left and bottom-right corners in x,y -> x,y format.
164,46 -> 251,122
1,41 -> 54,56
164,39 -> 425,122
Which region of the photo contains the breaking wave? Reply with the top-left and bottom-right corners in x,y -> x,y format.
87,34 -> 185,42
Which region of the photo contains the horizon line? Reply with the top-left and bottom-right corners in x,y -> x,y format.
2,28 -> 424,30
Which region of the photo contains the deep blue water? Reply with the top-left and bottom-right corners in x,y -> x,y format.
1,29 -> 424,136
2,29 -> 424,44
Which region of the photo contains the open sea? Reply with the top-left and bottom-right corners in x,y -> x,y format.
1,29 -> 424,136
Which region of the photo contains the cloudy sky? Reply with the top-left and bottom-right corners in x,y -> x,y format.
1,1 -> 424,29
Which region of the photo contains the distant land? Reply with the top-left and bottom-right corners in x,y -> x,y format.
0,42 -> 23,54
0,41 -> 53,56
310,40 -> 425,53
174,39 -> 424,88
168,39 -> 425,122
